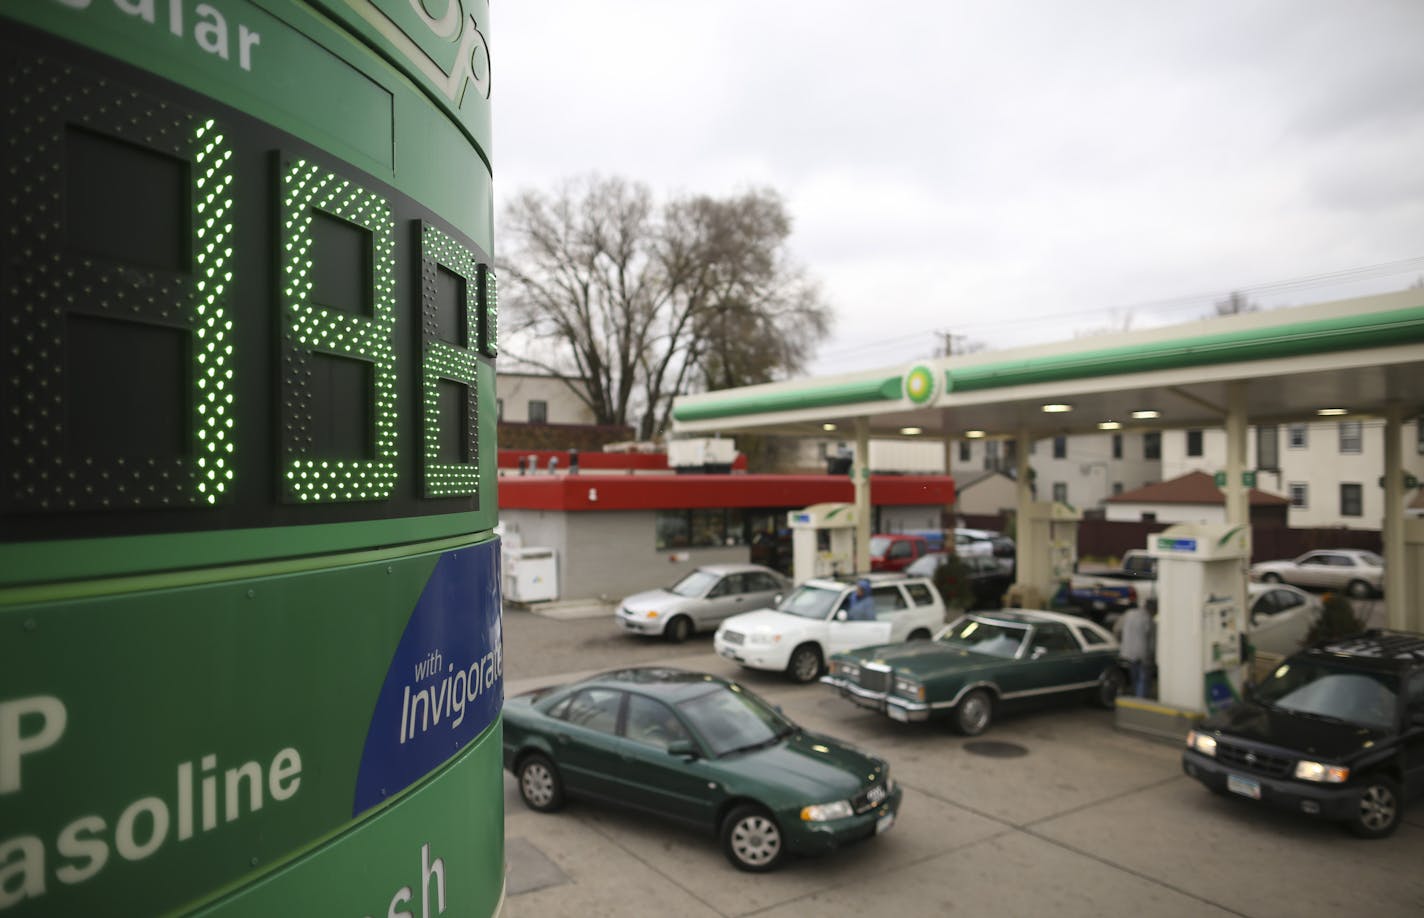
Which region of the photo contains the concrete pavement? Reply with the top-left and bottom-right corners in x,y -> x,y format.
499,646 -> 1424,918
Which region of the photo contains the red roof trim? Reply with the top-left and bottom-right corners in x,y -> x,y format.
500,474 -> 954,512
1105,470 -> 1289,506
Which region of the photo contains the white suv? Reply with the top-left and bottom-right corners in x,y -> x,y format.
713,576 -> 947,683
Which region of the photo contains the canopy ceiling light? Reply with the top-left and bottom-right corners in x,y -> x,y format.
1098,421 -> 1122,430
1131,409 -> 1161,420
821,423 -> 838,431
1316,408 -> 1348,416
965,430 -> 986,439
900,426 -> 923,435
1041,403 -> 1073,413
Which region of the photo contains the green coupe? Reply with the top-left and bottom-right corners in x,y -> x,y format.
822,610 -> 1128,735
504,668 -> 902,871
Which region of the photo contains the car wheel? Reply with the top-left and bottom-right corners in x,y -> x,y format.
517,753 -> 565,813
953,689 -> 993,736
665,615 -> 693,643
1348,774 -> 1401,839
908,628 -> 932,641
786,644 -> 823,683
1094,667 -> 1128,709
721,804 -> 785,872
1261,572 -> 1283,584
1346,579 -> 1372,599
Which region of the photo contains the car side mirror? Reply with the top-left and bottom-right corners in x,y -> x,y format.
666,739 -> 699,759
835,610 -> 848,622
1032,646 -> 1047,660
773,593 -> 783,605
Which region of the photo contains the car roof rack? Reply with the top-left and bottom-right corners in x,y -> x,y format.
1318,630 -> 1424,662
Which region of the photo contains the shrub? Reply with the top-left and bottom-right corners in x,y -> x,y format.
1303,593 -> 1370,646
932,554 -> 975,610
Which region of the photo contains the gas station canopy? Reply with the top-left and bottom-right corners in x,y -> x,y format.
671,290 -> 1424,443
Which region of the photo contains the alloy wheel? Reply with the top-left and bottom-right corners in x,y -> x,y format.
729,814 -> 782,867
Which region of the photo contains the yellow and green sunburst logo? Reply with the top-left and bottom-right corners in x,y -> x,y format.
904,364 -> 936,404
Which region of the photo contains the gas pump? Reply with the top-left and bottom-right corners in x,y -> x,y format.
1016,500 -> 1080,605
788,502 -> 857,584
1151,523 -> 1251,713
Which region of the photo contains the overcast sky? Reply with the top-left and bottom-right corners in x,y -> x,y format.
490,1 -> 1424,376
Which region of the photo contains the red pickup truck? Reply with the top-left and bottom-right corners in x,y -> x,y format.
869,534 -> 934,572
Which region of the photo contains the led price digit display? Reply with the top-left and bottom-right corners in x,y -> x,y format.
0,35 -> 496,540
2,54 -> 235,512
278,157 -> 400,504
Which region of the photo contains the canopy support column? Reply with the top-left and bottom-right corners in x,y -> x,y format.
1383,402 -> 1407,630
854,416 -> 871,574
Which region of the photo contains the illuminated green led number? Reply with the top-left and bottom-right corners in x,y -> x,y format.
279,157 -> 398,503
419,223 -> 481,497
0,61 -> 234,512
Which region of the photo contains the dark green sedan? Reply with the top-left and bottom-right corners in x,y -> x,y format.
822,610 -> 1127,735
503,667 -> 902,871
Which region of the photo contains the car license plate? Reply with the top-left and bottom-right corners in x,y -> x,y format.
876,812 -> 895,834
718,647 -> 741,662
1227,775 -> 1261,800
886,705 -> 908,722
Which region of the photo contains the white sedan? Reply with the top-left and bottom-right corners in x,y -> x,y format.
1247,582 -> 1322,656
1249,549 -> 1383,598
714,576 -> 947,683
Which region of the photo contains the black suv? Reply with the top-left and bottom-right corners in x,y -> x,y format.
1182,630 -> 1424,838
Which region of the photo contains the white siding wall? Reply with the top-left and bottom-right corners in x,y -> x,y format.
495,373 -> 596,424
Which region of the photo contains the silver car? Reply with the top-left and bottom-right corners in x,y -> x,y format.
1250,549 -> 1383,598
1247,582 -> 1322,656
616,564 -> 790,643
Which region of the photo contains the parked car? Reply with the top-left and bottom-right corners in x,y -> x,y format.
1250,550 -> 1384,598
954,528 -> 999,560
904,551 -> 1012,610
714,575 -> 947,683
504,667 -> 903,871
1066,549 -> 1157,620
869,533 -> 934,572
1183,630 -> 1424,838
1247,582 -> 1322,656
822,609 -> 1126,735
617,564 -> 789,642
1107,582 -> 1321,657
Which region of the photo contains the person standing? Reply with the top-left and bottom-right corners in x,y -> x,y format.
846,578 -> 877,620
1119,599 -> 1155,698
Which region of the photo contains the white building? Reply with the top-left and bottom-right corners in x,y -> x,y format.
1160,418 -> 1424,528
496,372 -> 595,425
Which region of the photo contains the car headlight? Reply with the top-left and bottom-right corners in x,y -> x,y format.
800,800 -> 854,822
1294,760 -> 1349,783
1186,730 -> 1217,757
894,678 -> 925,701
831,661 -> 860,679
747,632 -> 779,645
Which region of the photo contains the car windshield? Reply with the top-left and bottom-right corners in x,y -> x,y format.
677,683 -> 795,757
776,584 -> 843,620
1254,660 -> 1399,729
868,536 -> 892,556
938,617 -> 1027,658
1358,552 -> 1383,567
669,569 -> 719,598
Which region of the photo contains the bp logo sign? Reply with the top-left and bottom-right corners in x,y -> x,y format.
904,365 -> 937,405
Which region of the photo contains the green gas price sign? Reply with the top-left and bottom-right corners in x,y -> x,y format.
1,2 -> 504,915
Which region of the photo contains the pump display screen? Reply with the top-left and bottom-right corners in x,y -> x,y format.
0,31 -> 496,544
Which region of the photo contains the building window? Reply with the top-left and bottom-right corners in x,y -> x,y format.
1052,482 -> 1068,503
496,398 -> 504,422
1112,482 -> 1124,496
1029,439 -> 1036,454
1185,429 -> 1204,457
958,440 -> 971,463
1112,434 -> 1122,459
528,400 -> 548,424
1289,483 -> 1308,509
984,440 -> 1000,470
1288,424 -> 1307,448
1418,415 -> 1424,454
1144,432 -> 1161,460
1053,436 -> 1066,459
1004,439 -> 1017,468
655,509 -> 747,549
1257,425 -> 1279,471
1338,421 -> 1362,454
1340,483 -> 1362,518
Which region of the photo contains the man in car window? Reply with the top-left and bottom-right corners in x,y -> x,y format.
846,578 -> 877,620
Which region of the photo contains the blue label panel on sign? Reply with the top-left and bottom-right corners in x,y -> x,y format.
353,539 -> 503,815
1157,538 -> 1198,552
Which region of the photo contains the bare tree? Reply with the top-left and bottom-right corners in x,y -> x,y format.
1074,307 -> 1136,339
499,176 -> 831,439
933,331 -> 985,357
1212,290 -> 1260,316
